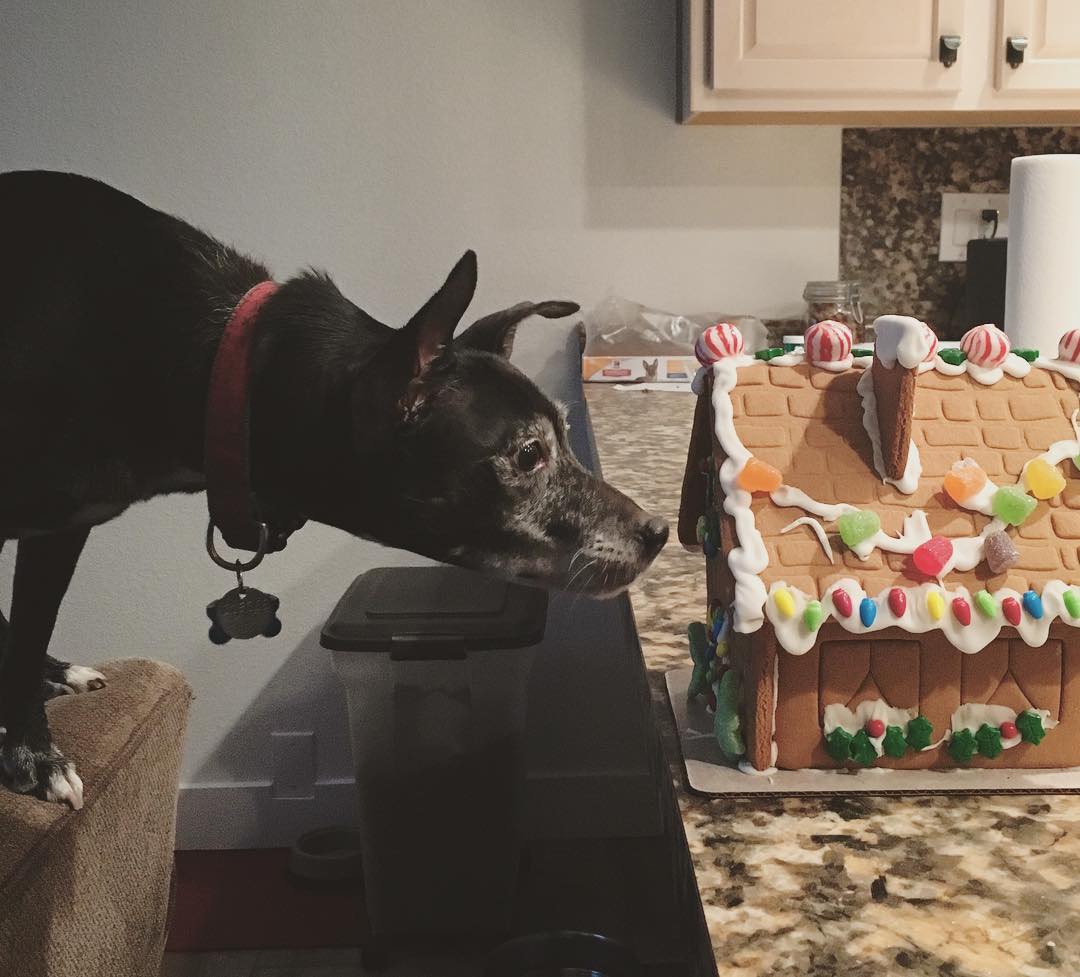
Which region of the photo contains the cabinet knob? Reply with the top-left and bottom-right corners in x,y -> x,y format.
939,34 -> 961,68
1006,35 -> 1029,69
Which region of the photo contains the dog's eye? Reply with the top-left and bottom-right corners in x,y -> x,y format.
515,439 -> 544,473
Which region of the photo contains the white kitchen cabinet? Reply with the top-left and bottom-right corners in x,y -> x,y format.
682,0 -> 1080,123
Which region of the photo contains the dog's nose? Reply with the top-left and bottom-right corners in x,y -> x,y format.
638,516 -> 669,559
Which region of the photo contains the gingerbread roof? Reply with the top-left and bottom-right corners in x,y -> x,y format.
726,360 -> 1080,601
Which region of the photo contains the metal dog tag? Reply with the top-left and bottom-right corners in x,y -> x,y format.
207,585 -> 282,644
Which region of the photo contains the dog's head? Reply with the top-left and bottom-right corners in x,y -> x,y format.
332,252 -> 668,596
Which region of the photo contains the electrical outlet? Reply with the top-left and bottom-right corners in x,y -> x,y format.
271,731 -> 316,799
939,192 -> 1009,262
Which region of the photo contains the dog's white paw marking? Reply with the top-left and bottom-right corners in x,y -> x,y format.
61,665 -> 106,693
45,763 -> 84,810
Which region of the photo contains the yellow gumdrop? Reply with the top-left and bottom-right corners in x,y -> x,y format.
1024,458 -> 1066,500
774,588 -> 796,619
926,590 -> 945,621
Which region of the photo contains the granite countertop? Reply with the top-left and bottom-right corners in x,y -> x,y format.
584,383 -> 1080,977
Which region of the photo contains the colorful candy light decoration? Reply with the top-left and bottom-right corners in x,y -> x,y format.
695,322 -> 745,366
804,319 -> 853,366
960,322 -> 1011,368
1059,328 -> 1080,362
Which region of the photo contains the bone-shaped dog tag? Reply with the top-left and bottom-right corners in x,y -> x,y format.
207,585 -> 282,644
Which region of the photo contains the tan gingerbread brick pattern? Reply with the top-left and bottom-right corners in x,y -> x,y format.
728,361 -> 1080,601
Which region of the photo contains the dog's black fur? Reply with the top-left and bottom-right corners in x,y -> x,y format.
0,171 -> 667,805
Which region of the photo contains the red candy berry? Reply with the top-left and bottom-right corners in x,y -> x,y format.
912,536 -> 954,577
952,597 -> 971,625
1002,596 -> 1022,627
1000,721 -> 1019,740
866,719 -> 886,738
832,588 -> 853,618
888,587 -> 907,618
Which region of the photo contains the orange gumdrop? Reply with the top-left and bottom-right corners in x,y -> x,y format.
737,457 -> 782,493
943,460 -> 987,504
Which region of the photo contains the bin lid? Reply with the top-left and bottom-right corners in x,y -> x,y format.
320,566 -> 548,657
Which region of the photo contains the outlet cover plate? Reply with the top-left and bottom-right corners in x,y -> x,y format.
939,192 -> 1009,262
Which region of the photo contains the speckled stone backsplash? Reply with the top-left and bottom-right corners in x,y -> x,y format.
840,127 -> 1080,336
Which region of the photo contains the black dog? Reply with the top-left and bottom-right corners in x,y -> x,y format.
0,171 -> 668,806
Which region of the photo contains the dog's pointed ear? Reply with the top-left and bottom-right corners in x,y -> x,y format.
456,300 -> 579,359
401,250 -> 478,373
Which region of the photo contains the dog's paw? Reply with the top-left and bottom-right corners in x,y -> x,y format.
0,742 -> 83,809
43,662 -> 107,696
59,664 -> 106,694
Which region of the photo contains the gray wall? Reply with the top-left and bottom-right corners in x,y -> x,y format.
1,0 -> 841,845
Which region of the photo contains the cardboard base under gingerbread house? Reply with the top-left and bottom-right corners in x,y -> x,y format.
666,667 -> 1080,796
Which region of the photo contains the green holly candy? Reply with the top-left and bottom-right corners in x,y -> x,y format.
938,348 -> 966,366
906,716 -> 933,751
1016,710 -> 1046,745
825,727 -> 853,763
976,723 -> 1003,759
949,729 -> 977,764
713,670 -> 745,758
849,730 -> 877,766
883,726 -> 908,759
991,485 -> 1038,527
838,510 -> 881,548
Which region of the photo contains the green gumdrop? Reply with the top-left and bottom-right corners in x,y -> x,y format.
949,728 -> 977,764
838,510 -> 881,548
687,622 -> 709,666
883,726 -> 908,758
713,669 -> 745,758
1064,590 -> 1080,619
976,723 -> 1003,759
906,716 -> 934,751
825,727 -> 853,764
1016,710 -> 1046,745
849,730 -> 877,767
803,600 -> 824,632
991,485 -> 1038,527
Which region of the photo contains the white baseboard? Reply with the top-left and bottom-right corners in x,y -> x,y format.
176,768 -> 662,850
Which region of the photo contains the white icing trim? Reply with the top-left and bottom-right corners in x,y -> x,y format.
769,486 -> 857,522
710,360 -> 769,634
856,368 -> 922,494
780,516 -> 834,563
823,699 -> 916,758
951,705 -> 1057,751
874,316 -> 932,369
765,578 -> 1080,656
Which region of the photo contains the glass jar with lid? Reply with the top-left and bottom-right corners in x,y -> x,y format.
802,281 -> 865,342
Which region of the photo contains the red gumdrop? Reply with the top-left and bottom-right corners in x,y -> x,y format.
866,719 -> 886,738
912,536 -> 954,577
1002,596 -> 1022,627
832,589 -> 853,618
952,597 -> 971,625
888,588 -> 907,617
1000,721 -> 1019,740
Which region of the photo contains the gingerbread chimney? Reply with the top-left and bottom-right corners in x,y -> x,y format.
868,316 -> 933,481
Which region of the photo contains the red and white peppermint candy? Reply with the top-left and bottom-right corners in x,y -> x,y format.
695,322 -> 744,366
1059,329 -> 1080,362
960,323 -> 1010,368
804,319 -> 852,364
920,321 -> 939,362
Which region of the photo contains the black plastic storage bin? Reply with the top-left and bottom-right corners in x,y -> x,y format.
321,566 -> 548,938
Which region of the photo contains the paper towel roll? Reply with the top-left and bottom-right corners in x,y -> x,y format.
1005,154 -> 1080,352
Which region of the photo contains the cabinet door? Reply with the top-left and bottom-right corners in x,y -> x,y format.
710,0 -> 965,95
995,0 -> 1080,94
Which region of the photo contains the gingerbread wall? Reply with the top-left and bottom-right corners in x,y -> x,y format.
774,624 -> 1080,770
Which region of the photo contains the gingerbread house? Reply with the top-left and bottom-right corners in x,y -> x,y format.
679,316 -> 1080,772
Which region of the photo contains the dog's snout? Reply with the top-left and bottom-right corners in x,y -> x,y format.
638,516 -> 669,559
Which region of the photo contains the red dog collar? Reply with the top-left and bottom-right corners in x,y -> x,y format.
205,280 -> 280,553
